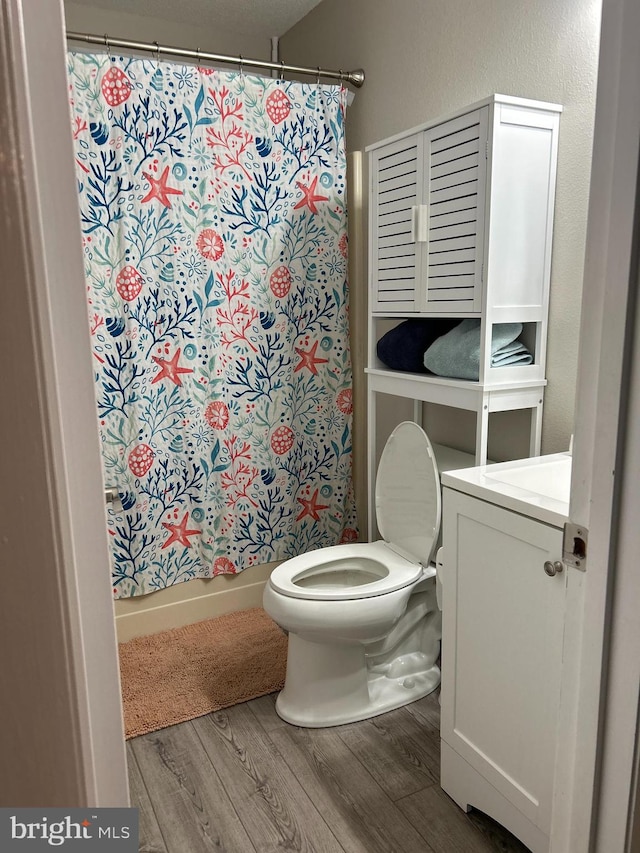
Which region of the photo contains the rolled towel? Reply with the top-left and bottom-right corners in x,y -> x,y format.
376,317 -> 460,373
423,319 -> 532,381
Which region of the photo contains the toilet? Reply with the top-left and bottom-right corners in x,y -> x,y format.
263,421 -> 443,727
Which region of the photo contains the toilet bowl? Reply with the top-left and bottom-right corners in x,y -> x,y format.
263,421 -> 443,727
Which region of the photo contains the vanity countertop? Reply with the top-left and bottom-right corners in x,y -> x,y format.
441,452 -> 571,528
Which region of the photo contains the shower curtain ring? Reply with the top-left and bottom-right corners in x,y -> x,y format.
153,40 -> 160,65
104,33 -> 112,61
339,69 -> 344,86
316,66 -> 321,85
239,54 -> 244,77
279,59 -> 285,80
196,46 -> 201,67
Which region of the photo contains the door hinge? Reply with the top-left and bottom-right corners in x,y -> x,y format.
563,522 -> 588,571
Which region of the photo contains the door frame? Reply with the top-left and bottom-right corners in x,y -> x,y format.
0,0 -> 128,805
552,0 -> 640,848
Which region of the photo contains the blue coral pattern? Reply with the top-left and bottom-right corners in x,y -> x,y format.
68,51 -> 357,598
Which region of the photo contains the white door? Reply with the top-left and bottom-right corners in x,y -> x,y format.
423,108 -> 488,313
441,489 -> 565,846
551,0 -> 640,849
370,133 -> 424,312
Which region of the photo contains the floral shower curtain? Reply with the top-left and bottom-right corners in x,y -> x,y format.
67,51 -> 357,598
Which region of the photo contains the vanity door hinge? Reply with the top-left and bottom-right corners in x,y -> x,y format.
563,522 -> 588,572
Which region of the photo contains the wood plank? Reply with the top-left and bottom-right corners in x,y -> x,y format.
126,742 -> 168,853
429,196 -> 477,222
429,260 -> 476,277
429,178 -> 479,205
378,233 -> 415,249
430,122 -> 480,155
130,723 -> 257,853
336,706 -> 439,800
245,693 -> 284,733
378,221 -> 413,239
378,142 -> 419,166
378,183 -> 418,203
431,152 -> 479,181
428,235 -> 476,255
431,139 -> 480,169
378,245 -> 417,260
397,784 -> 529,853
370,705 -> 440,787
430,165 -> 479,194
377,207 -> 414,226
405,690 -> 442,734
378,257 -> 416,271
267,723 -> 436,853
378,163 -> 418,185
429,220 -> 477,241
377,195 -> 418,215
193,705 -> 344,853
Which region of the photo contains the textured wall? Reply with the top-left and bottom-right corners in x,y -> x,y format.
282,0 -> 601,457
64,1 -> 271,58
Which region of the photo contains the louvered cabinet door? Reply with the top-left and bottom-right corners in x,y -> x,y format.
370,134 -> 424,312
423,108 -> 489,313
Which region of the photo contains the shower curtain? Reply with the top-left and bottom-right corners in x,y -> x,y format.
68,51 -> 357,598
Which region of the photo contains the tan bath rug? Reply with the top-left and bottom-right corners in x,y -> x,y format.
118,607 -> 286,739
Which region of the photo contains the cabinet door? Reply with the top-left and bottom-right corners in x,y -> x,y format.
423,108 -> 488,313
440,488 -> 565,834
370,133 -> 424,312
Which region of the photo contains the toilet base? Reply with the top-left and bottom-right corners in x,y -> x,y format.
275,633 -> 441,727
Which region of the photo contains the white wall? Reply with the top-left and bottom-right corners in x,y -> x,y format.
282,0 -> 602,457
64,1 -> 271,58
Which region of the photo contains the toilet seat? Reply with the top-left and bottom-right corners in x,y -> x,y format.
268,422 -> 441,602
375,420 -> 441,568
267,541 -> 427,601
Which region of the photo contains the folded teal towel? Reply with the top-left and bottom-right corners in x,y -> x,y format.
423,319 -> 532,380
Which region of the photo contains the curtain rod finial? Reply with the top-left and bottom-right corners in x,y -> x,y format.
348,69 -> 365,88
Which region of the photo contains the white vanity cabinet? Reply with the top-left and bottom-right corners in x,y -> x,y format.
439,456 -> 571,853
365,96 -> 562,513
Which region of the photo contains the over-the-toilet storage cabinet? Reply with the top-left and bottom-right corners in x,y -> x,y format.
365,94 -> 561,531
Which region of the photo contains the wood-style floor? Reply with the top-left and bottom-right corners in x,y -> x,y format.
127,690 -> 530,853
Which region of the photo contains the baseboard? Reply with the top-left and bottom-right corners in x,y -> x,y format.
114,562 -> 277,642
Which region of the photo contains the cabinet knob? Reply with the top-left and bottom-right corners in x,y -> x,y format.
544,560 -> 564,577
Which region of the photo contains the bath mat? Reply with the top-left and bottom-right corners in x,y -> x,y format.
118,607 -> 287,739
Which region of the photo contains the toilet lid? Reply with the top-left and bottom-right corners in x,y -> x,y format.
376,421 -> 441,566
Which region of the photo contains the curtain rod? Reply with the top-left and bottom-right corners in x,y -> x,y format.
66,31 -> 365,88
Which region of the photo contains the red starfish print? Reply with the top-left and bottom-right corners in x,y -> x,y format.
161,512 -> 200,549
294,340 -> 329,375
151,348 -> 194,386
293,175 -> 329,214
141,166 -> 183,208
296,489 -> 330,522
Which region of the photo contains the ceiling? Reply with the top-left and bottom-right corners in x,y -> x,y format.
69,0 -> 325,39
